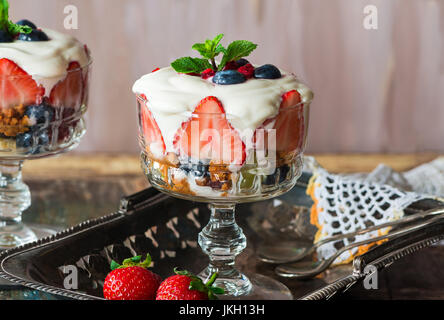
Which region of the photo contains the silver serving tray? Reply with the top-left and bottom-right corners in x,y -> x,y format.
0,174 -> 443,300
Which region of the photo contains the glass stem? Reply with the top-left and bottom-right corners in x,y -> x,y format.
0,160 -> 30,222
198,203 -> 252,296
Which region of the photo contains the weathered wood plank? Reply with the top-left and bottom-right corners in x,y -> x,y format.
9,0 -> 444,154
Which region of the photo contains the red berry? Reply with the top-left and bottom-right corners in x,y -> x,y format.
223,61 -> 238,70
156,270 -> 223,300
238,63 -> 255,79
103,254 -> 162,300
201,68 -> 215,79
103,266 -> 161,300
156,275 -> 209,300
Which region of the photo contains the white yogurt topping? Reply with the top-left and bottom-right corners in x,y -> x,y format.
133,66 -> 313,153
0,28 -> 90,94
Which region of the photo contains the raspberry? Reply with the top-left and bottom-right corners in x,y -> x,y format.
201,68 -> 215,79
238,63 -> 255,79
223,61 -> 238,70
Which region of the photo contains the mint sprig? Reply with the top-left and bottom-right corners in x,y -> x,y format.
218,40 -> 257,71
171,34 -> 257,74
0,0 -> 32,36
171,57 -> 212,74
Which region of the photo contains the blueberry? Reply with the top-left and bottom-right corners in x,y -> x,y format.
16,19 -> 37,29
37,131 -> 50,146
264,171 -> 277,185
0,30 -> 13,43
17,29 -> 49,42
212,70 -> 246,85
254,64 -> 282,79
279,164 -> 290,183
235,58 -> 250,67
16,133 -> 33,149
191,163 -> 208,177
179,161 -> 209,177
16,130 -> 50,154
24,104 -> 55,128
179,163 -> 192,173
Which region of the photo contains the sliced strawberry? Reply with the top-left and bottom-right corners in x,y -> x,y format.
139,98 -> 166,156
49,61 -> 84,109
0,58 -> 45,110
254,90 -> 304,153
275,90 -> 305,152
173,96 -> 246,165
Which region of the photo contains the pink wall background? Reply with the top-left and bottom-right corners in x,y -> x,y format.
11,0 -> 444,153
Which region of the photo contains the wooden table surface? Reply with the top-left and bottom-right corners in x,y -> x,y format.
1,153 -> 443,300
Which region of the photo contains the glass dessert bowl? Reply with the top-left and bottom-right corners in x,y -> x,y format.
0,7 -> 91,247
134,35 -> 313,299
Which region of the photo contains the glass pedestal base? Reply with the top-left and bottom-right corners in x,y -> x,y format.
199,269 -> 293,300
0,222 -> 58,249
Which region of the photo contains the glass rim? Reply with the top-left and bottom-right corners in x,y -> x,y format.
0,58 -> 93,80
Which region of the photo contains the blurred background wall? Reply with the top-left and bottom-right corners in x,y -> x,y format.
11,0 -> 444,153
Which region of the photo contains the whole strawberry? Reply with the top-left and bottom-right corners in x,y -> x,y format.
156,269 -> 224,300
103,254 -> 161,300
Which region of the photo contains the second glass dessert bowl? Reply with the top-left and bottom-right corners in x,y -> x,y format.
0,61 -> 91,248
137,94 -> 311,299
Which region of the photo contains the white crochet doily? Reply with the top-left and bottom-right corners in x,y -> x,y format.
304,156 -> 444,265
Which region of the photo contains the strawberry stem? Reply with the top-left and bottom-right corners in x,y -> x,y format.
205,272 -> 218,287
210,58 -> 217,71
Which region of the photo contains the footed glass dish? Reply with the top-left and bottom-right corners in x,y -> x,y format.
0,60 -> 91,248
137,93 -> 311,299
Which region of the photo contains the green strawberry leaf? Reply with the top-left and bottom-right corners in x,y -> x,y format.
114,254 -> 153,270
218,40 -> 257,70
110,260 -> 120,271
171,57 -> 212,74
189,280 -> 206,292
210,287 -> 225,295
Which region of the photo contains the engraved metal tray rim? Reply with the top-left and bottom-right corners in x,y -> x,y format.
1,187 -> 443,301
0,190 -> 176,300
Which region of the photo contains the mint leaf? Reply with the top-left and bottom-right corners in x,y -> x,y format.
215,44 -> 226,55
0,0 -> 32,35
7,23 -> 31,35
218,40 -> 258,70
0,0 -> 10,31
192,34 -> 224,60
171,57 -> 212,74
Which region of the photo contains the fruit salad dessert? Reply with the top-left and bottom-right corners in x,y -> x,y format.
0,0 -> 91,157
133,34 -> 313,201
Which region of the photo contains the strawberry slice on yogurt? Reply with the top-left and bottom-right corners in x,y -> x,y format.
139,95 -> 166,157
174,96 -> 246,165
49,61 -> 84,109
0,58 -> 45,110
